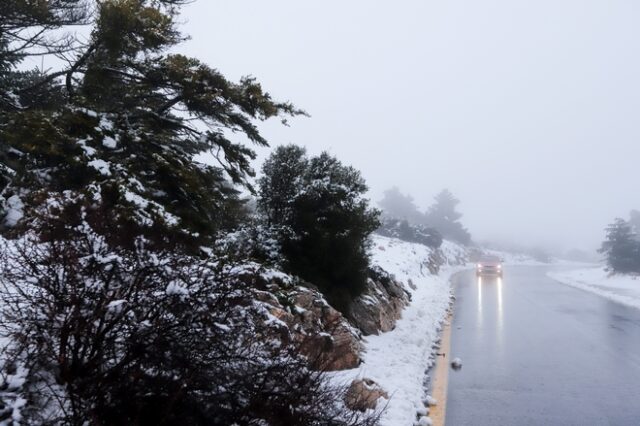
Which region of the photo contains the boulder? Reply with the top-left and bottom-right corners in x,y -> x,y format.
347,266 -> 410,335
344,378 -> 388,412
290,288 -> 363,370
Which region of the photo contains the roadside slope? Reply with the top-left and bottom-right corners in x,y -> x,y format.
335,235 -> 467,426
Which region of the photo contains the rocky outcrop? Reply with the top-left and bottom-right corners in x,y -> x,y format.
347,266 -> 410,336
286,287 -> 363,370
344,378 -> 388,412
242,269 -> 363,371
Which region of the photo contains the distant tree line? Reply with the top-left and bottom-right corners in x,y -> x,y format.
600,211 -> 640,274
377,187 -> 471,245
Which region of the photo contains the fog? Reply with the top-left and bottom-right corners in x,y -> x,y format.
178,0 -> 640,253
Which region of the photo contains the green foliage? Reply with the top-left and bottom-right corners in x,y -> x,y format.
0,0 -> 89,70
258,144 -> 308,224
0,0 -> 302,252
258,146 -> 381,311
600,218 -> 640,274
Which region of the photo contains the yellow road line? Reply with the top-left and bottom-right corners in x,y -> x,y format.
430,312 -> 452,426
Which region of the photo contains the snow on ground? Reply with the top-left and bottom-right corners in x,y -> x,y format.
549,267 -> 640,310
334,235 -> 468,426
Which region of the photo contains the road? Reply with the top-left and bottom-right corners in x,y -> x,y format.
445,266 -> 640,426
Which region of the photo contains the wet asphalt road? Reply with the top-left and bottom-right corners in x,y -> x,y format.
445,266 -> 640,426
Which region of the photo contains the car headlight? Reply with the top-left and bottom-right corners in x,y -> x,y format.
477,263 -> 482,268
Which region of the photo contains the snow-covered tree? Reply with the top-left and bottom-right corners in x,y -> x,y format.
258,144 -> 308,225
0,0 -> 303,251
0,1 -> 89,77
258,148 -> 381,311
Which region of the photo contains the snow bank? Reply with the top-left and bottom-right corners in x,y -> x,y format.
334,235 -> 467,426
549,267 -> 640,310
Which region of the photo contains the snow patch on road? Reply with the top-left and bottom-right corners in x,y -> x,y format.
549,267 -> 640,310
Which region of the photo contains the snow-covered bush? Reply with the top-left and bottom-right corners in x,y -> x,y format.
215,222 -> 287,266
0,228 -> 378,425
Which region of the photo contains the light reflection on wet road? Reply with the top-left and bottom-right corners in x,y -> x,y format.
445,266 -> 640,426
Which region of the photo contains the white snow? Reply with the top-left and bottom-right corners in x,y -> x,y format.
88,159 -> 112,176
106,300 -> 127,314
77,139 -> 97,156
549,267 -> 640,310
333,235 -> 466,426
214,323 -> 231,332
102,136 -> 117,149
5,365 -> 28,391
3,195 -> 24,227
122,189 -> 180,227
165,282 -> 189,297
424,395 -> 437,406
416,406 -> 429,416
416,416 -> 433,426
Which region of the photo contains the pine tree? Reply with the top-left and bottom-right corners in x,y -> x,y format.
1,1 -> 89,187
0,0 -> 88,76
258,148 -> 381,311
599,218 -> 640,274
424,189 -> 471,245
629,210 -> 640,235
378,186 -> 424,224
258,144 -> 308,225
0,0 -> 303,251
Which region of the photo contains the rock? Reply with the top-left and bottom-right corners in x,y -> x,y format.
423,395 -> 438,406
347,266 -> 410,335
416,416 -> 433,426
416,406 -> 429,416
232,266 -> 364,371
451,357 -> 463,370
344,378 -> 388,412
407,278 -> 416,290
288,287 -> 363,371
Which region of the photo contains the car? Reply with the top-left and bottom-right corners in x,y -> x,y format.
476,256 -> 503,277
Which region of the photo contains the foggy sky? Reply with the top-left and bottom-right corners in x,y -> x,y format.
179,0 -> 640,253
